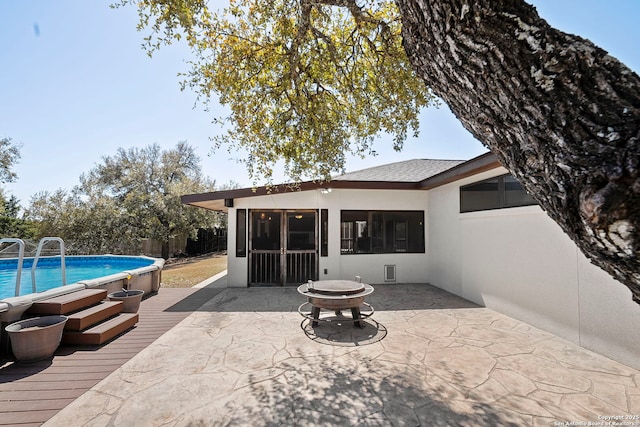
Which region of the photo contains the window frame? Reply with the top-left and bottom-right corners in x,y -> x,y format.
340,210 -> 425,255
460,173 -> 537,213
320,209 -> 328,257
235,209 -> 247,257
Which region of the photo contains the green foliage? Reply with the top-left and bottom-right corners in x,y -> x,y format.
116,0 -> 436,183
0,193 -> 36,239
0,137 -> 33,238
0,137 -> 21,184
25,142 -> 221,256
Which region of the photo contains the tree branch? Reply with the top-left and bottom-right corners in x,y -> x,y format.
397,0 -> 640,303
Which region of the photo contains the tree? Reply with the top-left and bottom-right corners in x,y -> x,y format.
27,142 -> 221,257
117,0 -> 435,181
0,191 -> 35,238
0,136 -> 33,238
27,189 -> 138,255
81,141 -> 221,258
0,137 -> 21,184
121,1 -> 640,303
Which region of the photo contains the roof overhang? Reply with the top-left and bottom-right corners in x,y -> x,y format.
181,180 -> 420,212
419,152 -> 501,190
181,152 -> 502,212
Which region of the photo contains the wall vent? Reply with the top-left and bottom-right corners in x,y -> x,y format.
384,265 -> 396,282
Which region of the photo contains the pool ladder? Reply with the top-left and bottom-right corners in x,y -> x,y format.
31,237 -> 67,293
0,238 -> 25,297
0,237 -> 67,296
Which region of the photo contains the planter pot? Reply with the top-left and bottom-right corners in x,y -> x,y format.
6,315 -> 68,363
108,290 -> 144,313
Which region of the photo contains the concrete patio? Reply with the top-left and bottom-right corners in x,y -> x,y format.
44,281 -> 640,426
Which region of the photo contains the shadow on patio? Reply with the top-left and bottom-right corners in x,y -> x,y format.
177,282 -> 480,313
220,349 -> 525,426
43,280 -> 640,426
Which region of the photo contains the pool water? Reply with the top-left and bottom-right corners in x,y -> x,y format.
0,256 -> 155,299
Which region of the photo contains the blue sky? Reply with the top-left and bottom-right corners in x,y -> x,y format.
1,1 -> 638,205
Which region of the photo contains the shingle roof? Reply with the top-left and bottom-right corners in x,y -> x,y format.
182,153 -> 499,212
333,159 -> 466,183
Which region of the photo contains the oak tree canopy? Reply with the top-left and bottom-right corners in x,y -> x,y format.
118,0 -> 640,304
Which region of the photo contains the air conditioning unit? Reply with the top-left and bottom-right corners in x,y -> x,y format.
384,265 -> 396,282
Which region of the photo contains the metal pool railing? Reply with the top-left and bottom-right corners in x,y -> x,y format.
0,237 -> 68,297
31,237 -> 67,292
0,238 -> 25,297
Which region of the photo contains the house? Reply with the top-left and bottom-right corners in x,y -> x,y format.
182,152 -> 640,369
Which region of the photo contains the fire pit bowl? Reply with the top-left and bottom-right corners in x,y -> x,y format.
298,280 -> 374,328
307,294 -> 366,311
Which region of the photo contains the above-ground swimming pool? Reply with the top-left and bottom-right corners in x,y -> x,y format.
0,255 -> 158,299
0,255 -> 164,323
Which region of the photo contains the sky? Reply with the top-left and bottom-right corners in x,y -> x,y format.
1,1 -> 639,206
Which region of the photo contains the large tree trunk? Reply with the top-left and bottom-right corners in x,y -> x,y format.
395,0 -> 640,303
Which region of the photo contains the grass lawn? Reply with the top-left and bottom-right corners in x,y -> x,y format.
160,253 -> 227,288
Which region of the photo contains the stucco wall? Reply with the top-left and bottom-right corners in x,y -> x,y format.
427,167 -> 640,369
226,188 -> 429,287
332,189 -> 429,284
225,206 -> 246,288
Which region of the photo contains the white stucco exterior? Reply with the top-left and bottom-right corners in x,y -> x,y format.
226,188 -> 429,288
427,167 -> 640,369
218,161 -> 639,369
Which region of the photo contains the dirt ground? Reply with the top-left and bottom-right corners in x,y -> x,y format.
160,252 -> 227,288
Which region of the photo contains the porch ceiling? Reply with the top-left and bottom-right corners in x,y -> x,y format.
184,198 -> 228,212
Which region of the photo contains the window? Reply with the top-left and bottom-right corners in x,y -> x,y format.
287,211 -> 315,250
251,211 -> 281,250
320,209 -> 328,257
504,175 -> 535,207
236,209 -> 247,257
460,173 -> 537,213
340,211 -> 425,254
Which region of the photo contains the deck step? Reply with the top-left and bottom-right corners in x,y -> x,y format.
62,313 -> 139,346
27,289 -> 108,315
64,301 -> 124,331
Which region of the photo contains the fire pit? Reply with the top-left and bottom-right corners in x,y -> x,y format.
297,280 -> 374,328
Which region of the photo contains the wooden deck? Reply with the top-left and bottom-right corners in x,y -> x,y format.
0,286 -> 224,427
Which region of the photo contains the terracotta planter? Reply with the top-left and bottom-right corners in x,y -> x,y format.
6,315 -> 68,363
108,290 -> 144,313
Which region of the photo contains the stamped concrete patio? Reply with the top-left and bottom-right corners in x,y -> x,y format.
44,282 -> 640,426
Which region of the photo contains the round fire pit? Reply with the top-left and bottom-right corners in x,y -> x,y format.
298,280 -> 374,328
